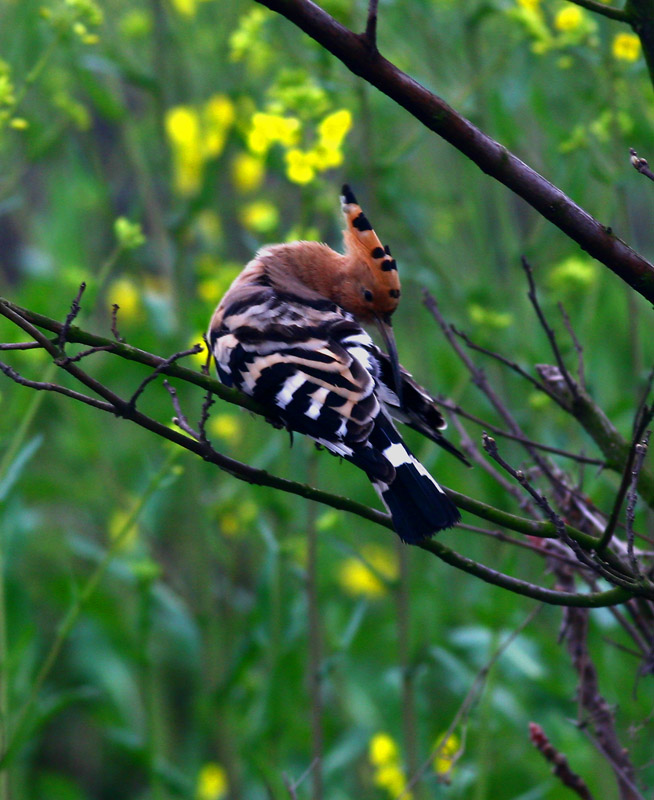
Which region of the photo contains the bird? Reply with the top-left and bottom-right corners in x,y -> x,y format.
207,185 -> 467,544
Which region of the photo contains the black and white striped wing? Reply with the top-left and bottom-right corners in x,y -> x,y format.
210,290 -> 391,473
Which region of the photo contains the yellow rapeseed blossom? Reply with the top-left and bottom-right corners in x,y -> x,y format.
467,303 -> 513,330
231,152 -> 265,193
612,32 -> 641,62
208,414 -> 242,445
203,95 -> 236,157
368,733 -> 412,799
9,117 -> 28,130
548,255 -> 597,292
285,148 -> 316,185
338,544 -> 398,599
517,0 -> 540,8
247,112 -> 301,154
311,144 -> 343,170
433,731 -> 461,777
166,106 -> 201,149
165,97 -> 234,195
317,108 -> 352,148
196,763 -> 228,800
239,200 -> 279,233
369,733 -> 399,766
109,278 -> 141,322
171,0 -> 197,16
554,6 -> 583,32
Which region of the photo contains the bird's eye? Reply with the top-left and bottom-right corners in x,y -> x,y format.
363,289 -> 373,302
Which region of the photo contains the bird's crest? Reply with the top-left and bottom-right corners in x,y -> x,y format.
340,184 -> 401,319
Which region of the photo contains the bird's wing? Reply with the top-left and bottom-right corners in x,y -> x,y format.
209,287 -> 387,463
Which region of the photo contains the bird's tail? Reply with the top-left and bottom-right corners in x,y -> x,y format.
363,417 -> 460,544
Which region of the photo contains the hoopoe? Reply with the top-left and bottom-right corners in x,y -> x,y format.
208,185 -> 467,544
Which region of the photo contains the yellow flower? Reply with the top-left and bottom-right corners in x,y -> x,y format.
247,112 -> 300,154
433,731 -> 461,777
285,148 -> 316,185
554,6 -> 583,32
338,545 -> 398,599
231,152 -> 265,193
517,0 -> 540,8
317,108 -> 352,148
239,200 -> 279,233
467,303 -> 513,330
171,0 -> 196,16
369,733 -> 399,766
203,94 -> 235,158
547,255 -> 597,292
208,414 -> 242,445
311,143 -> 343,170
374,765 -> 408,797
612,32 -> 641,62
166,106 -> 200,148
109,278 -> 141,321
9,117 -> 28,129
196,763 -> 228,800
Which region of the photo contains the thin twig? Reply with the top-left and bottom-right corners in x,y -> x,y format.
401,606 -> 542,795
0,342 -> 42,351
163,380 -> 201,440
630,148 -> 654,183
364,0 -> 379,50
626,433 -> 650,580
529,722 -> 595,800
129,345 -> 203,408
57,282 -> 86,352
58,344 -> 115,365
111,303 -> 125,343
558,302 -> 586,391
521,257 -> 578,400
0,360 -> 114,412
598,402 -> 654,553
450,325 -> 564,409
436,396 -> 604,466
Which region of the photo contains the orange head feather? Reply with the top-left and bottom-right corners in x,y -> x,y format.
337,184 -> 401,323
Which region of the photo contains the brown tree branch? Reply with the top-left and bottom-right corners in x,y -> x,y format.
529,722 -> 595,800
254,0 -> 654,302
566,0 -> 630,22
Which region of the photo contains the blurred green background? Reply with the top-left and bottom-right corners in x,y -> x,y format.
0,0 -> 653,797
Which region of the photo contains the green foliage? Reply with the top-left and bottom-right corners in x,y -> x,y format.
0,0 -> 653,798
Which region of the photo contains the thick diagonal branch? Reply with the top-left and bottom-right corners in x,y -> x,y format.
254,0 -> 654,302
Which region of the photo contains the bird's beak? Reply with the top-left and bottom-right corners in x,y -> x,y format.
374,313 -> 404,408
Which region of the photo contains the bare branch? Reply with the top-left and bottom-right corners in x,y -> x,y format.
0,360 -> 114,412
111,303 -> 125,343
528,722 -> 595,800
163,379 -> 201,440
364,0 -> 379,50
558,302 -> 586,391
626,433 -> 650,579
565,0 -> 630,22
57,282 -> 86,352
521,257 -> 578,400
128,345 -> 203,408
0,341 -> 43,351
630,148 -> 654,182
